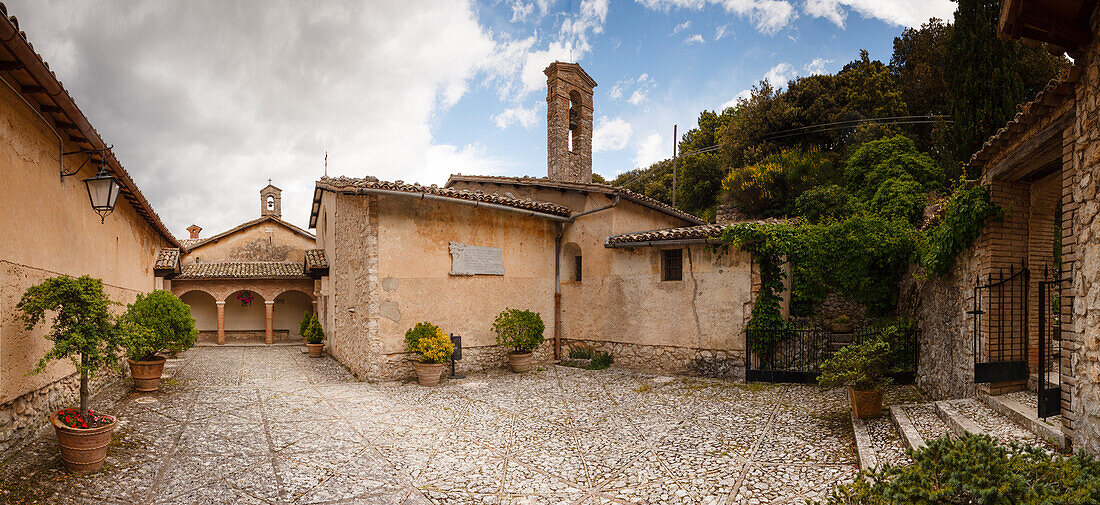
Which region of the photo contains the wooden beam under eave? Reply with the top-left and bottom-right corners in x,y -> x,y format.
20,84 -> 44,94
0,60 -> 23,71
55,121 -> 77,130
69,134 -> 88,143
40,104 -> 61,113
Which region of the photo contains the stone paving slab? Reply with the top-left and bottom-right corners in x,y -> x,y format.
0,347 -> 873,505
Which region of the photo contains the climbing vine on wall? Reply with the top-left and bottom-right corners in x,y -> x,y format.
918,184 -> 1004,277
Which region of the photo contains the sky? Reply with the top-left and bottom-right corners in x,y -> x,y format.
6,0 -> 955,236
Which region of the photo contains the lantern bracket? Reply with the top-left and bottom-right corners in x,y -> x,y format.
60,145 -> 113,181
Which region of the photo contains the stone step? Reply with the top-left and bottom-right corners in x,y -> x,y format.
934,399 -> 987,437
978,392 -> 1067,449
889,405 -> 926,451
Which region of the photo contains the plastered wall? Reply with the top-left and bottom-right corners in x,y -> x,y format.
182,220 -> 315,264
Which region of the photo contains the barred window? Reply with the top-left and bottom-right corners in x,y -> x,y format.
662,249 -> 682,281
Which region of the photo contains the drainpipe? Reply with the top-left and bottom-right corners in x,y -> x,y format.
553,195 -> 621,359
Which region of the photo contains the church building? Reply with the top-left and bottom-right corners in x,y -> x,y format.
308,62 -> 759,380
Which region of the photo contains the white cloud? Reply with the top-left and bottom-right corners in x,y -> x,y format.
628,90 -> 647,105
611,73 -> 656,106
634,131 -> 668,167
636,0 -> 796,35
609,84 -> 624,99
492,105 -> 539,129
715,23 -> 731,40
804,0 -> 955,29
721,88 -> 753,109
672,20 -> 691,34
804,57 -> 831,75
683,33 -> 705,44
510,1 -> 535,22
593,116 -> 633,152
764,62 -> 796,87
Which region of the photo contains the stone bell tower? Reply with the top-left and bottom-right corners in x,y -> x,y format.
545,61 -> 597,183
260,182 -> 281,218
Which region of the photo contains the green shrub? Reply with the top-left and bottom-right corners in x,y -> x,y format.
568,343 -> 595,360
304,313 -> 324,344
869,177 -> 927,225
299,310 -> 312,339
818,434 -> 1100,504
404,322 -> 453,364
795,184 -> 856,223
118,290 -> 197,361
492,308 -> 545,354
834,314 -> 851,325
818,339 -> 892,391
721,147 -> 837,217
920,183 -> 1004,277
843,135 -> 944,199
590,350 -> 613,369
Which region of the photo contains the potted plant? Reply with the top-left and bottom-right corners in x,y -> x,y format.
16,275 -> 120,474
118,290 -> 197,392
829,314 -> 854,333
404,322 -> 454,386
492,308 -> 545,373
818,339 -> 893,418
304,313 -> 325,357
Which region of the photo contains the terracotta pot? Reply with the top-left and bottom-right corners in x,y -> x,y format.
128,356 -> 167,392
849,387 -> 883,419
507,351 -> 534,373
414,362 -> 445,386
50,411 -> 116,474
306,343 -> 324,358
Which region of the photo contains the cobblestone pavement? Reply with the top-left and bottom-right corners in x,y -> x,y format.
0,347 -> 865,505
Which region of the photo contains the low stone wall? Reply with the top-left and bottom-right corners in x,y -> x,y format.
370,343 -> 556,381
562,338 -> 746,379
0,369 -> 124,458
197,330 -> 293,342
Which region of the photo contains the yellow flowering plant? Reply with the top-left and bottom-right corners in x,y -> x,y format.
404,322 -> 454,364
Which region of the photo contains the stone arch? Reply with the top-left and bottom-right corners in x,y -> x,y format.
224,289 -> 267,332
562,242 -> 582,282
179,290 -> 218,332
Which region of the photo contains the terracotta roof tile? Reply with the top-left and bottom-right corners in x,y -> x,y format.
606,224 -> 726,245
154,248 -> 180,270
304,249 -> 328,270
315,176 -> 572,217
445,174 -> 705,224
176,262 -> 308,280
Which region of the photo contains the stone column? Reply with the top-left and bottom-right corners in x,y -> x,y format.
265,300 -> 274,345
215,301 -> 226,345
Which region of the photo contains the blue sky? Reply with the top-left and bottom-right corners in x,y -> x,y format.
7,0 -> 955,234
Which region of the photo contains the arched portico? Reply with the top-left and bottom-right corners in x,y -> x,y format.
171,277 -> 316,345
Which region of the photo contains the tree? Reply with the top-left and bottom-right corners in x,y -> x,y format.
118,290 -> 197,361
17,275 -> 120,419
946,0 -> 1069,169
843,135 -> 945,200
721,147 -> 837,217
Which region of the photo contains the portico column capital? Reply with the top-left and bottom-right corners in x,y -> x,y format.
264,300 -> 275,305
215,301 -> 226,306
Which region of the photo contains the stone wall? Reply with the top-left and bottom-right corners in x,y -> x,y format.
197,330 -> 292,342
1067,8 -> 1100,454
811,292 -> 869,328
562,338 -> 746,378
0,370 -> 123,456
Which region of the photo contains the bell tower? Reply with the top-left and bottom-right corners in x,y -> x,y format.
260,182 -> 281,218
545,61 -> 596,183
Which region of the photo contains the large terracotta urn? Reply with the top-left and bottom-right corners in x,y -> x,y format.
128,356 -> 167,392
507,352 -> 534,373
849,387 -> 883,419
414,362 -> 445,386
50,411 -> 116,474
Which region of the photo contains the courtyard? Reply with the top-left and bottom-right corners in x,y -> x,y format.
0,346 -> 926,505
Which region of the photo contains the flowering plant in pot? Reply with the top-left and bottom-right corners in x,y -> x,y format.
828,314 -> 854,333
818,339 -> 893,418
492,308 -> 545,373
302,312 -> 325,357
404,322 -> 453,386
118,290 -> 197,392
16,275 -> 121,474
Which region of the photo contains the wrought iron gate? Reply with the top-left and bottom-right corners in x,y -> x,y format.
971,265 -> 1029,383
745,321 -> 829,383
1037,266 -> 1065,419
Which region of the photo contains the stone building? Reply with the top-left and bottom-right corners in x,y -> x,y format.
309,62 -> 758,381
906,0 -> 1100,453
158,184 -> 322,344
0,11 -> 178,454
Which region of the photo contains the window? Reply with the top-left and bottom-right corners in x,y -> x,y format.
661,249 -> 682,281
574,255 -> 582,282
266,196 -> 275,210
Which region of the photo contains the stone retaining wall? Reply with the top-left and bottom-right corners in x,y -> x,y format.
0,369 -> 124,458
562,338 -> 746,378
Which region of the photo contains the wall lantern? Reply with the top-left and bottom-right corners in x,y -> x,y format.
82,168 -> 121,223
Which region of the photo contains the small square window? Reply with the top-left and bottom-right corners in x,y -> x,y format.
662,249 -> 682,281
574,255 -> 582,282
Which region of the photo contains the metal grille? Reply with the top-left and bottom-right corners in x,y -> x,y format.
745,321 -> 829,383
1037,266 -> 1065,418
972,265 -> 1030,383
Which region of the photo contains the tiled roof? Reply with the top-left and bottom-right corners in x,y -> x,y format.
314,176 -> 573,217
154,248 -> 180,270
304,249 -> 328,270
0,9 -> 178,248
175,262 -> 309,280
606,224 -> 726,245
182,216 -> 314,251
445,175 -> 706,225
969,65 -> 1080,168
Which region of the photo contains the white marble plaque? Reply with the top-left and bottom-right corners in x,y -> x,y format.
449,241 -> 505,276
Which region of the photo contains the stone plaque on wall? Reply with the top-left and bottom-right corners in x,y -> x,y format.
449,242 -> 505,276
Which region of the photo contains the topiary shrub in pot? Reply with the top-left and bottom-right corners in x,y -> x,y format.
404,322 -> 454,386
118,290 -> 197,392
16,275 -> 121,474
492,308 -> 545,373
303,313 -> 325,357
818,339 -> 892,418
